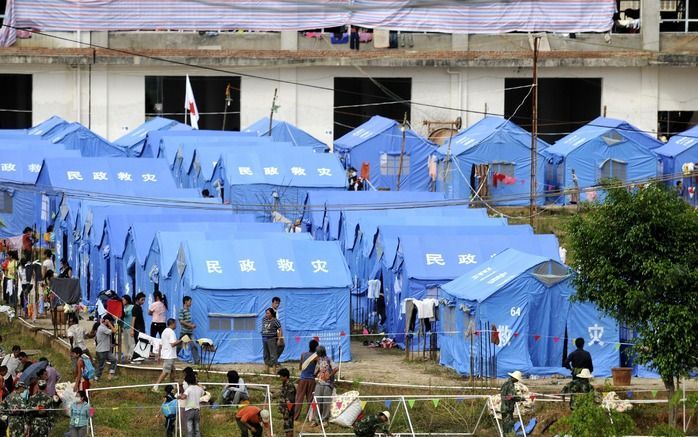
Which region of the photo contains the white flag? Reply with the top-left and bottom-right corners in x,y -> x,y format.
184,75 -> 199,129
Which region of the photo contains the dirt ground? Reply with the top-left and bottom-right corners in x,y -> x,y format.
26,315 -> 698,395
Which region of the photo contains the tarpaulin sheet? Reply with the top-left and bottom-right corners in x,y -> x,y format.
0,0 -> 615,47
245,118 -> 328,152
566,301 -> 620,377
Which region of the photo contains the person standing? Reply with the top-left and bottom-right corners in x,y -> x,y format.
2,380 -> 29,436
500,371 -> 525,435
235,405 -> 271,437
148,291 -> 168,338
71,347 -> 91,393
120,295 -> 135,360
570,169 -> 580,205
163,385 -> 177,437
271,297 -> 285,360
29,379 -> 58,437
95,315 -> 118,381
312,345 -> 338,426
178,296 -> 200,365
153,318 -> 182,392
1,345 -> 21,392
564,337 -> 594,378
277,368 -> 296,437
131,292 -> 146,359
294,339 -> 318,421
41,249 -> 55,279
68,390 -> 91,437
178,372 -> 204,437
261,308 -> 282,374
58,259 -> 73,278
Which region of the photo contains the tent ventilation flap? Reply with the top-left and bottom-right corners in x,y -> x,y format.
532,261 -> 570,286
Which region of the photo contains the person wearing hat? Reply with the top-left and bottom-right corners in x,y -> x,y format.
1,380 -> 29,436
235,405 -> 270,437
561,368 -> 594,409
500,371 -> 525,435
29,379 -> 59,436
352,410 -> 392,437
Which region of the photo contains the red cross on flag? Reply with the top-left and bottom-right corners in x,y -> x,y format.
184,75 -> 199,129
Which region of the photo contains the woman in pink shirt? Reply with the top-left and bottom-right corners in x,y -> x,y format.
148,291 -> 168,338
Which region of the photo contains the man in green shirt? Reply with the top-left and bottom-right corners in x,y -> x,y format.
500,371 -> 525,435
177,295 -> 200,364
561,368 -> 594,409
353,411 -> 391,437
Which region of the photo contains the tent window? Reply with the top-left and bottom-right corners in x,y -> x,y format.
380,153 -> 410,176
532,261 -> 570,286
208,313 -> 256,331
601,130 -> 625,146
0,191 -> 12,213
600,159 -> 628,182
490,162 -> 515,178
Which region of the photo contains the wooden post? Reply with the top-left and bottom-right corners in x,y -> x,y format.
396,113 -> 408,191
530,36 -> 540,228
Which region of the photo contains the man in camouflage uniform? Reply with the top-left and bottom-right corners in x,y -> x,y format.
276,368 -> 296,437
500,371 -> 524,436
1,380 -> 29,437
29,380 -> 58,437
353,411 -> 391,437
561,368 -> 594,410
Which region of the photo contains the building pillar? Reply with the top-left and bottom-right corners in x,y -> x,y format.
641,0 -> 660,51
280,31 -> 298,51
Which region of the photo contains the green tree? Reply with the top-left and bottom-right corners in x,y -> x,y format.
552,393 -> 635,437
567,183 -> 698,425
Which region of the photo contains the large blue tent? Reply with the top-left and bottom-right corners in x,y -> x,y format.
213,147 -> 346,221
545,117 -> 662,204
654,125 -> 698,203
168,239 -> 352,363
436,116 -> 549,206
47,122 -> 126,157
140,130 -> 255,158
334,115 -> 438,191
383,234 -> 560,346
439,249 -> 619,377
245,117 -> 329,152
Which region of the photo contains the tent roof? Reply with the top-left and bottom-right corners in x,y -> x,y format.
48,122 -> 126,156
143,130 -> 247,158
546,116 -> 663,157
333,115 -> 434,152
38,157 -> 178,196
181,239 -> 351,290
28,116 -> 69,137
113,117 -> 186,150
436,116 -> 550,157
0,149 -> 80,184
373,223 -> 534,265
440,248 -> 562,301
182,138 -> 277,177
304,190 -> 445,230
244,117 -> 328,151
220,147 -> 345,187
398,234 -> 560,280
654,125 -> 698,158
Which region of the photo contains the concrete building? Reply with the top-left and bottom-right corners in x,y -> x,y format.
0,0 -> 697,145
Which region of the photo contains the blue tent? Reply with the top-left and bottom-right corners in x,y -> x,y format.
439,249 -> 619,377
47,122 -> 126,157
0,149 -> 81,236
566,301 -> 621,378
168,239 -> 352,363
334,115 -> 438,191
654,126 -> 698,203
114,117 -> 189,157
545,117 -> 662,204
213,147 -> 346,221
384,234 -> 560,346
303,190 -> 445,240
436,116 -> 549,206
245,117 -> 329,152
28,116 -> 70,138
179,139 -> 279,189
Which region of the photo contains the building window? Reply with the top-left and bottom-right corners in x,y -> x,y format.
208,313 -> 256,331
505,78 -> 601,144
145,76 -> 241,131
380,153 -> 410,176
0,74 -> 32,129
333,77 -> 412,140
0,191 -> 12,214
658,111 -> 698,139
490,162 -> 515,178
600,159 -> 628,182
660,0 -> 698,32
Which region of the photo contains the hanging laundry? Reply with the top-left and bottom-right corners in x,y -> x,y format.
367,279 -> 381,299
428,155 -> 438,181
